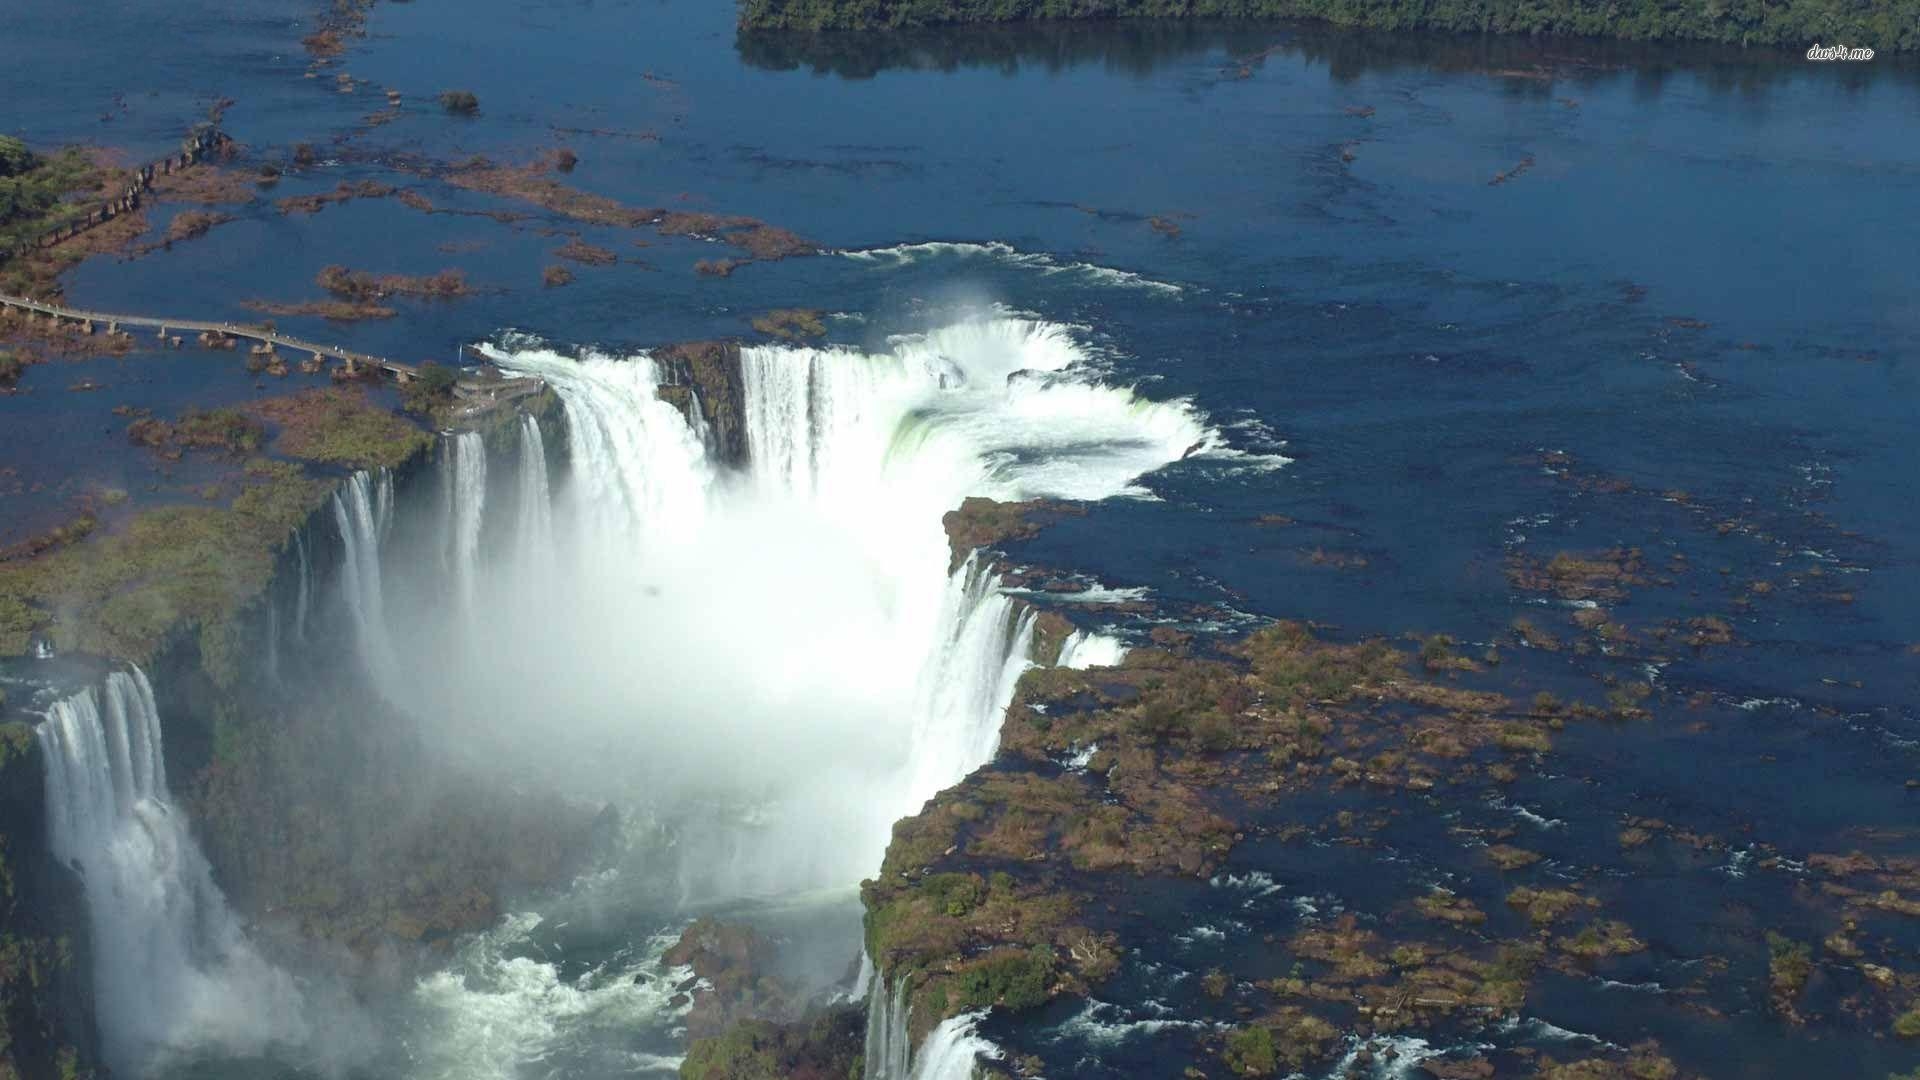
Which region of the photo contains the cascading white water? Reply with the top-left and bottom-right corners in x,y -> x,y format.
865,976 -> 913,1080
36,668 -> 313,1077
901,555 -> 1036,807
514,415 -> 554,563
388,316 -> 1224,1075
333,467 -> 396,692
910,1012 -> 1004,1080
684,388 -> 717,457
291,530 -> 311,644
442,432 -> 487,614
1057,629 -> 1129,670
506,347 -> 710,551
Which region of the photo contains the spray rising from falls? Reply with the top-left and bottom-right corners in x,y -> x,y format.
464,320 -> 1215,880
365,316 -> 1225,1074
36,668 -> 317,1077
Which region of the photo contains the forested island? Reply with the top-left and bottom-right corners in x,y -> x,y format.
736,0 -> 1919,51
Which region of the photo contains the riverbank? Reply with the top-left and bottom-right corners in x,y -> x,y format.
736,0 -> 1919,51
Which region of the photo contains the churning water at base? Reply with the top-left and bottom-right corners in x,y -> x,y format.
404,913 -> 691,1080
35,669 -> 319,1078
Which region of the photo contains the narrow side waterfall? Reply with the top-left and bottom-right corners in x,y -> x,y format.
291,529 -> 311,645
333,467 -> 396,691
442,432 -> 488,613
901,555 -> 1036,807
514,414 -> 554,563
865,976 -> 913,1080
685,388 -> 717,457
911,1013 -> 1003,1080
1057,629 -> 1128,670
37,668 -> 311,1077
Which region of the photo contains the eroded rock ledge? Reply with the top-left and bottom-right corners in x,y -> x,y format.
652,340 -> 750,466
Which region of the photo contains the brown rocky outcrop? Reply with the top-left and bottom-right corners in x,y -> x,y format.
652,340 -> 749,466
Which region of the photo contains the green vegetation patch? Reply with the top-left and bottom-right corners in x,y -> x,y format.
749,308 -> 826,341
862,863 -> 1111,1043
1220,1009 -> 1340,1076
1237,620 -> 1403,704
0,460 -> 330,668
250,387 -> 432,469
736,0 -> 1920,51
400,362 -> 459,418
680,1007 -> 863,1080
127,407 -> 266,457
0,146 -> 104,250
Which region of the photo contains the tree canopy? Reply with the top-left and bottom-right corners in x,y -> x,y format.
737,0 -> 1920,52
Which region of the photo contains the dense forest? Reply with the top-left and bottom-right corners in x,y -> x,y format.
736,0 -> 1919,51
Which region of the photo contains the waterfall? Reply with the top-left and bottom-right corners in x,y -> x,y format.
488,346 -> 709,549
865,976 -> 913,1080
901,555 -> 1035,805
436,321 -> 1219,1071
848,950 -> 877,1003
333,468 -> 396,693
442,432 -> 488,613
291,529 -> 311,644
36,668 -> 310,1076
515,414 -> 554,562
685,388 -> 717,457
911,1013 -> 1002,1080
461,321 -> 1217,887
264,594 -> 281,686
1057,629 -> 1128,670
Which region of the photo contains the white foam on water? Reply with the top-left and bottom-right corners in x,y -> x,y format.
1053,999 -> 1213,1047
1056,628 -> 1129,669
835,240 -> 1187,295
406,914 -> 691,1080
1210,870 -> 1286,902
1495,1015 -> 1620,1050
